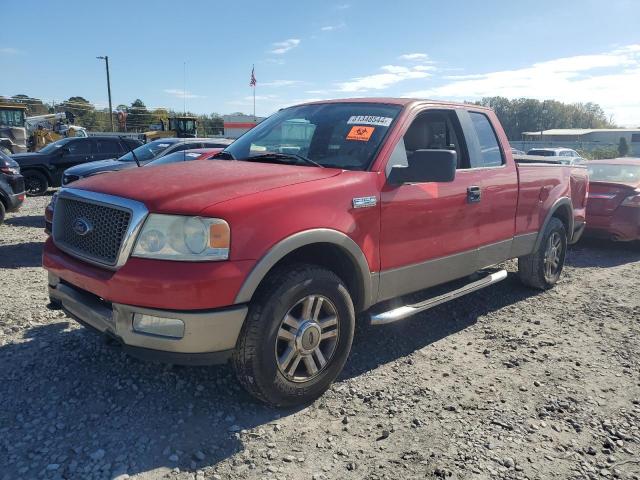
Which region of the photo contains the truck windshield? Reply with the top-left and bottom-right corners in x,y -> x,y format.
0,108 -> 26,127
118,141 -> 173,162
222,102 -> 402,170
587,164 -> 640,183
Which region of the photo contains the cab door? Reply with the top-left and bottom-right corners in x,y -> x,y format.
459,109 -> 518,267
378,109 -> 486,301
50,138 -> 92,185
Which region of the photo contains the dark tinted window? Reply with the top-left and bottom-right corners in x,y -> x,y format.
469,112 -> 503,167
95,139 -> 122,154
632,134 -> 640,143
66,139 -> 91,155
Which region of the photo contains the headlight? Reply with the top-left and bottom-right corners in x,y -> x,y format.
132,214 -> 230,261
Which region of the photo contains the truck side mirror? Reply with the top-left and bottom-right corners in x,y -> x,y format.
387,149 -> 457,185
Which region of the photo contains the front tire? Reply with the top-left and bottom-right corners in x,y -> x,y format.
24,171 -> 49,196
518,217 -> 567,289
232,264 -> 355,407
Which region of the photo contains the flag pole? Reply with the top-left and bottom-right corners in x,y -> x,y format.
252,64 -> 256,121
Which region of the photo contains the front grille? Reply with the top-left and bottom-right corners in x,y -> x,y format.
53,197 -> 132,266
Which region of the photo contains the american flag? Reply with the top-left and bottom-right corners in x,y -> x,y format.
249,66 -> 256,87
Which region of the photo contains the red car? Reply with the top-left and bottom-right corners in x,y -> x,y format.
44,98 -> 588,406
585,158 -> 640,241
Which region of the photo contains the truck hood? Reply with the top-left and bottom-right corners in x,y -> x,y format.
65,159 -> 138,177
72,160 -> 342,214
11,152 -> 46,164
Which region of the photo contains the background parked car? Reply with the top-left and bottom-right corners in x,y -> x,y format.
0,150 -> 25,224
585,158 -> 640,242
11,136 -> 142,196
511,147 -> 525,155
526,147 -> 585,165
144,148 -> 223,167
62,138 -> 233,185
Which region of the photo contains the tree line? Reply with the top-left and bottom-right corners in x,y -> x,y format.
475,97 -> 616,140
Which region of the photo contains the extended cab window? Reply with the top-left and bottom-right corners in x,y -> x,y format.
387,110 -> 469,175
469,112 -> 504,168
222,102 -> 402,170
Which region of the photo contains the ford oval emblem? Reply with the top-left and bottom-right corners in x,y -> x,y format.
72,217 -> 92,236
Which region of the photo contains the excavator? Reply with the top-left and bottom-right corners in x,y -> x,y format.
142,115 -> 198,142
0,103 -> 87,153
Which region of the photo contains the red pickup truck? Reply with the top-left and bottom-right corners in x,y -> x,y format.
44,98 -> 588,406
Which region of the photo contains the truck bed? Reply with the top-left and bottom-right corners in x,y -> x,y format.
514,159 -> 588,238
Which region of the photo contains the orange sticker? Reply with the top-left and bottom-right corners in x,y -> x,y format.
346,125 -> 375,141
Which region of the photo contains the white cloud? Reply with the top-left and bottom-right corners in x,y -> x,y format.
321,23 -> 345,31
270,38 -> 301,54
305,89 -> 331,95
0,47 -> 21,55
260,80 -> 302,87
163,89 -> 204,99
404,44 -> 640,126
399,53 -> 429,61
337,65 -> 432,93
227,94 -> 279,106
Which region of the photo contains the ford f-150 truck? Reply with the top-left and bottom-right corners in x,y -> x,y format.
44,98 -> 588,406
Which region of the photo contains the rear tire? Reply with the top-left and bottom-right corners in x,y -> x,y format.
518,217 -> 567,290
232,264 -> 355,407
24,171 -> 49,196
0,201 -> 5,225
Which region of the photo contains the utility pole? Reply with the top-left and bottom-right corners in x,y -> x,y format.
97,56 -> 114,131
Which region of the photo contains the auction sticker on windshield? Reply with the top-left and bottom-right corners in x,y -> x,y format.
346,126 -> 375,141
347,115 -> 393,127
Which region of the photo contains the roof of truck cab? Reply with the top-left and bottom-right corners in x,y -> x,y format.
296,97 -> 492,111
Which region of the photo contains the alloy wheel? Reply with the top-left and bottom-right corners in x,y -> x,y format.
544,231 -> 563,281
275,295 -> 340,382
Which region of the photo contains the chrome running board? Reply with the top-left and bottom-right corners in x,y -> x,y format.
370,269 -> 508,325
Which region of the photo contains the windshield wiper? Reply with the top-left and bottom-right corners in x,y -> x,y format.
246,152 -> 324,168
120,137 -> 141,167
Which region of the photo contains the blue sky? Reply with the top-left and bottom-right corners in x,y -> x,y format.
1,0 -> 639,124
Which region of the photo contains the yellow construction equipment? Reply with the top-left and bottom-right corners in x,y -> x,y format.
142,115 -> 198,142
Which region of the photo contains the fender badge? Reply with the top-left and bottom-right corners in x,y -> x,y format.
352,196 -> 377,209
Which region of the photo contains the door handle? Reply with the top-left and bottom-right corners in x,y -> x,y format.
467,186 -> 481,203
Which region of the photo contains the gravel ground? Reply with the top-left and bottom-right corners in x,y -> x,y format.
1,195 -> 639,480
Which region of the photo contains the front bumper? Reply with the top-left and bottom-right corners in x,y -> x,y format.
49,273 -> 247,365
6,191 -> 25,212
